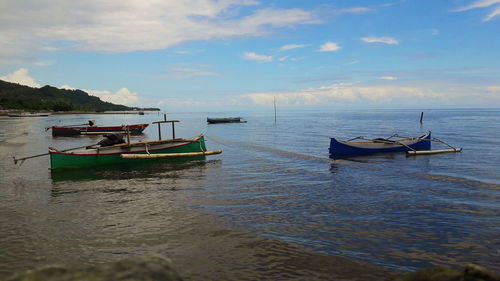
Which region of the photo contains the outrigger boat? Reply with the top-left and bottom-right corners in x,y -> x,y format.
49,120 -> 149,136
48,135 -> 220,170
207,117 -> 246,124
14,117 -> 222,170
329,131 -> 461,158
8,112 -> 51,117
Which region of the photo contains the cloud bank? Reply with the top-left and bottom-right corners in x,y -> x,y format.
241,84 -> 444,106
0,68 -> 41,88
454,0 -> 500,21
60,85 -> 139,106
0,0 -> 319,62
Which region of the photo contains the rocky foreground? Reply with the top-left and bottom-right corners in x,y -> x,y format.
2,255 -> 499,281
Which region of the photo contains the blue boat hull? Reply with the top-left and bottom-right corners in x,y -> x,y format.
329,132 -> 431,158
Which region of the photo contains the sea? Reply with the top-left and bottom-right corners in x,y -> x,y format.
0,108 -> 499,280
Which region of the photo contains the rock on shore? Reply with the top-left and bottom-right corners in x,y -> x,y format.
3,254 -> 499,281
396,264 -> 500,281
3,255 -> 182,281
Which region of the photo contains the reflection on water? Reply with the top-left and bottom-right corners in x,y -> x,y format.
50,158 -> 215,182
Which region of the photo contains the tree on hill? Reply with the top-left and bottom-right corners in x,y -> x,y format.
0,80 -> 133,111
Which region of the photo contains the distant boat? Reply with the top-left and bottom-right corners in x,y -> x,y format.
8,112 -> 51,117
50,121 -> 149,136
207,117 -> 246,124
329,132 -> 432,158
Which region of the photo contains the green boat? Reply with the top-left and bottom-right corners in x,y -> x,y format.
49,135 -> 221,170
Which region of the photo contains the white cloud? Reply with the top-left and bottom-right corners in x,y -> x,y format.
487,85 -> 500,92
89,88 -> 139,106
334,7 -> 372,14
242,52 -> 273,62
346,60 -> 360,65
454,0 -> 500,11
318,42 -> 342,52
454,0 -> 500,21
160,65 -> 217,79
173,49 -> 206,55
33,60 -> 55,66
0,0 -> 319,62
61,85 -> 139,106
430,28 -> 439,36
279,44 -> 307,51
60,85 -> 75,90
361,37 -> 399,45
0,68 -> 41,88
380,76 -> 398,80
277,56 -> 288,62
485,6 -> 500,20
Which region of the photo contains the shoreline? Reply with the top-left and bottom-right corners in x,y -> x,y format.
0,110 -> 160,116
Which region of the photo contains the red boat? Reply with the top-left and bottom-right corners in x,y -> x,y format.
50,121 -> 149,136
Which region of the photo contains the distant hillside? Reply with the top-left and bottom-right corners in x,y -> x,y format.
0,79 -> 134,111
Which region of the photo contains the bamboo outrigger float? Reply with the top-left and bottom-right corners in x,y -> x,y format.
407,148 -> 462,155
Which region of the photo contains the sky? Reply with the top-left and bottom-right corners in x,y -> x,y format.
0,0 -> 499,110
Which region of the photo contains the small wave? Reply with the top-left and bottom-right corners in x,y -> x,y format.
418,174 -> 500,190
205,134 -> 360,166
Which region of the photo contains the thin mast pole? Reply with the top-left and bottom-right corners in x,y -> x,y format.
274,96 -> 277,123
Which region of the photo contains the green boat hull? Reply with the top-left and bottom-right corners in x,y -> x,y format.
50,136 -> 207,170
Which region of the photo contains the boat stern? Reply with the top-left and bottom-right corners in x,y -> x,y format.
410,131 -> 431,151
197,135 -> 207,152
329,138 -> 361,158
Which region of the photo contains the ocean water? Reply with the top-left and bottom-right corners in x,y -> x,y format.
0,109 -> 499,280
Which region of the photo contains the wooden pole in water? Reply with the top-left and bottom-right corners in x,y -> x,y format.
420,112 -> 424,124
126,126 -> 131,146
274,96 -> 277,123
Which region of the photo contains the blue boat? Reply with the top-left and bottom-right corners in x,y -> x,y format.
329,131 -> 431,158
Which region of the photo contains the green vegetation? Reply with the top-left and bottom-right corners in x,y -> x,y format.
0,79 -> 139,111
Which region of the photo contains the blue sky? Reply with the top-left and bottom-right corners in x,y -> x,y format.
0,0 -> 499,110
